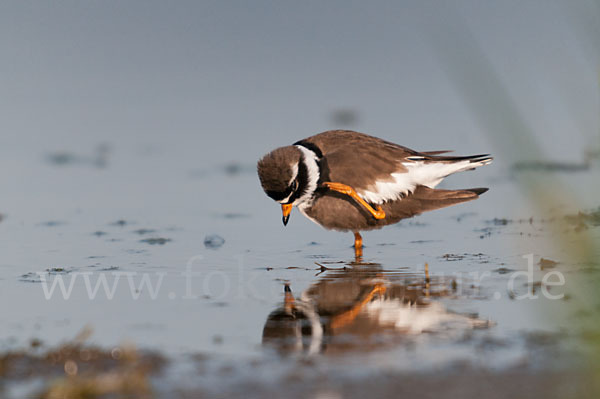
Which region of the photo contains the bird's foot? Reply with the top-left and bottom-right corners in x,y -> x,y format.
354,231 -> 363,259
322,182 -> 386,220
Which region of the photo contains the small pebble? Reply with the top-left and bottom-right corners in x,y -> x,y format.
204,234 -> 225,249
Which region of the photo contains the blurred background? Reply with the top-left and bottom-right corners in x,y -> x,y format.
1,1 -> 599,398
1,1 -> 597,164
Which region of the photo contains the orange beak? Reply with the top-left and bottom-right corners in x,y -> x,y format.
281,203 -> 292,226
284,284 -> 294,312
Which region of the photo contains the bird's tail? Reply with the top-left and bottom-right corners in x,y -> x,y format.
394,186 -> 488,217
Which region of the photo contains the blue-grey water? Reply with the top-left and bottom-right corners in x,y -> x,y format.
1,1 -> 599,397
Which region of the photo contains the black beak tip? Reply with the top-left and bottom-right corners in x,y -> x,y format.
282,215 -> 289,226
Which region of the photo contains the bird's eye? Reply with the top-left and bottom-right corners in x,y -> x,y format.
291,180 -> 298,191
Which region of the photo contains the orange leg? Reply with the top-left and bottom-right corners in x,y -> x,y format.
322,182 -> 385,220
330,283 -> 386,330
354,231 -> 363,258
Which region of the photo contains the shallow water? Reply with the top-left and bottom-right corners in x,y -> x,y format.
1,140 -> 598,380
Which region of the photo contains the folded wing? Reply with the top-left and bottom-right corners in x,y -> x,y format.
298,130 -> 492,205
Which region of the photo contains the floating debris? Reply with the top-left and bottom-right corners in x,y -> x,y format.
539,258 -> 559,270
99,266 -> 120,271
140,238 -> 171,245
92,231 -> 107,237
488,218 -> 512,226
204,234 -> 225,249
441,253 -> 490,263
46,267 -> 70,274
477,227 -> 494,239
442,254 -> 466,261
493,267 -> 515,275
133,228 -> 156,235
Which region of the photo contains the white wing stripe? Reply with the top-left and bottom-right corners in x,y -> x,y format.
359,159 -> 491,204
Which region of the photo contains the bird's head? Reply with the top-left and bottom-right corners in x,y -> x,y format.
258,144 -> 324,226
257,146 -> 304,225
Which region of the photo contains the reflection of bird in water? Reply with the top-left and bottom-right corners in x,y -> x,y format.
257,130 -> 492,257
262,266 -> 490,355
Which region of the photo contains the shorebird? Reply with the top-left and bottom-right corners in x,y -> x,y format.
257,130 -> 492,257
